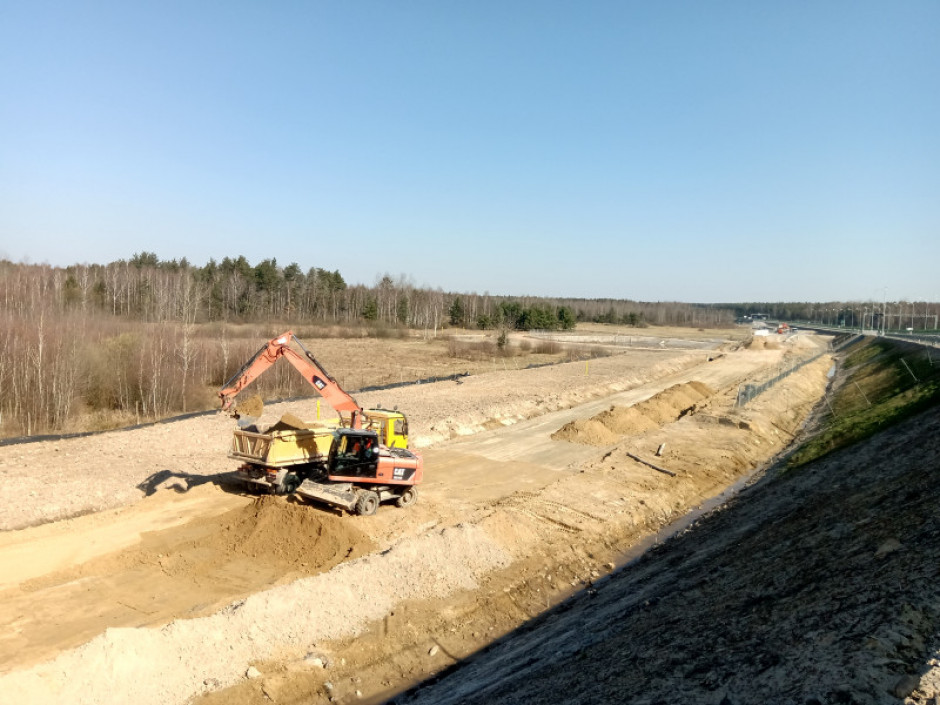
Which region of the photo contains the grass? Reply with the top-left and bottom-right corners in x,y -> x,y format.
788,338 -> 940,468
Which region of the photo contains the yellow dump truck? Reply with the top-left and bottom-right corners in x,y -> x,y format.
229,409 -> 411,494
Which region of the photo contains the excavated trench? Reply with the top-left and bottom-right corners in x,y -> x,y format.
0,338 -> 841,704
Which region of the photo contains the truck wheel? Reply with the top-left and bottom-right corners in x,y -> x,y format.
395,487 -> 418,508
355,490 -> 379,516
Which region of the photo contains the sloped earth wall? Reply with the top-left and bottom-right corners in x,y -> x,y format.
400,407 -> 940,705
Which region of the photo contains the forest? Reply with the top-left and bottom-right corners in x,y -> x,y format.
0,253 -> 734,438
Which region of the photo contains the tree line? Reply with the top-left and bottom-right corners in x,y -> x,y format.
3,253 -> 737,331
0,254 -> 738,438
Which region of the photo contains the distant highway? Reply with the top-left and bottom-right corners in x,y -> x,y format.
787,324 -> 940,348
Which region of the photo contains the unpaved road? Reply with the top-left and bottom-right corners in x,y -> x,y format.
0,330 -> 867,705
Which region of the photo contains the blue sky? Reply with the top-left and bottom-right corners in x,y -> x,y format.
1,1 -> 937,303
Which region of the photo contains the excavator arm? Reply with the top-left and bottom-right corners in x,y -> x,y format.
219,331 -> 363,427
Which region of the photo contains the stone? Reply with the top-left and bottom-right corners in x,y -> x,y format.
893,674 -> 919,699
246,666 -> 262,679
876,538 -> 903,558
429,645 -> 440,657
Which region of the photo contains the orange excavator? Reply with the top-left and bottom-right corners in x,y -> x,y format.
218,331 -> 423,515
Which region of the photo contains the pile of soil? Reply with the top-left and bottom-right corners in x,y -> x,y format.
1,522 -> 510,705
549,418 -> 621,445
201,496 -> 371,565
552,381 -> 714,445
265,413 -> 314,433
106,495 -> 375,579
0,496 -> 376,670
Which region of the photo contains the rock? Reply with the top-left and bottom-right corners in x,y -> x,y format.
261,682 -> 279,701
429,645 -> 440,657
876,538 -> 903,558
893,674 -> 919,698
203,678 -> 221,688
246,666 -> 262,679
306,657 -> 325,668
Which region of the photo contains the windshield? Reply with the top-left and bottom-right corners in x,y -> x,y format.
338,434 -> 376,461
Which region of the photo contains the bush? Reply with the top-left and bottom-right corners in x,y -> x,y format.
533,340 -> 559,355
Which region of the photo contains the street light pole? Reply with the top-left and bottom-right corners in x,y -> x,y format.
882,288 -> 887,336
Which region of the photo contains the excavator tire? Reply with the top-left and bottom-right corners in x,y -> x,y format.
355,490 -> 379,516
277,474 -> 301,496
395,487 -> 418,508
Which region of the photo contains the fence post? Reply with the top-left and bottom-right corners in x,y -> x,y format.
900,358 -> 919,383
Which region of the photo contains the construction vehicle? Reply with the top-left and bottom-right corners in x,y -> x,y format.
777,322 -> 791,334
218,331 -> 422,514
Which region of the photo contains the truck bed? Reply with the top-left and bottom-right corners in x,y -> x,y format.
229,426 -> 334,467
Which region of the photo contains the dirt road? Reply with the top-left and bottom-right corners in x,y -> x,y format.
0,330 -> 835,704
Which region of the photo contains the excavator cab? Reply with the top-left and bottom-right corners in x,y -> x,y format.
329,430 -> 381,479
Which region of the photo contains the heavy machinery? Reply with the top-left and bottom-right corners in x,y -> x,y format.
218,331 -> 422,514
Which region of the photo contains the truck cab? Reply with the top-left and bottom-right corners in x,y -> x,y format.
362,409 -> 410,449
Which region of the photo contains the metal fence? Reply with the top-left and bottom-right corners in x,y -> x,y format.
735,351 -> 828,407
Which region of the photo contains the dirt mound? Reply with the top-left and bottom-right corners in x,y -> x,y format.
639,383 -> 707,423
4,496 -> 376,670
747,336 -> 766,349
787,333 -> 821,349
552,382 -> 715,446
592,406 -> 657,434
551,419 -> 620,445
266,412 -> 313,433
125,496 -> 374,576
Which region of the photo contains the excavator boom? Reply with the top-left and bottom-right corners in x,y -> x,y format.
219,331 -> 363,427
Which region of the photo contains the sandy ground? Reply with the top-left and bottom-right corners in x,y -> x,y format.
0,330 -> 869,705
0,345 -> 706,531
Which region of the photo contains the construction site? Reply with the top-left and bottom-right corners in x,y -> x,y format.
1,325 -> 938,705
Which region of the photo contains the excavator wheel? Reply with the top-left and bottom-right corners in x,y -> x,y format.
395,487 -> 418,508
276,474 -> 301,496
355,490 -> 379,516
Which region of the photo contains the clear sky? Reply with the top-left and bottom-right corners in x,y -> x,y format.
1,1 -> 937,303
